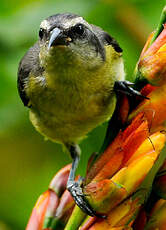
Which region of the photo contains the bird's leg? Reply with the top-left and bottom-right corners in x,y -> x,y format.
66,144 -> 99,217
114,81 -> 149,99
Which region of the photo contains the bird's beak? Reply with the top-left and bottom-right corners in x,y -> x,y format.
48,28 -> 68,48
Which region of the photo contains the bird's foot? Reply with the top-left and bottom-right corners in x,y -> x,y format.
67,180 -> 105,218
114,81 -> 149,99
66,144 -> 106,218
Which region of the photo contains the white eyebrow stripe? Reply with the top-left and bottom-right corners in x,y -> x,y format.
40,20 -> 50,29
63,17 -> 83,28
40,16 -> 92,31
63,17 -> 92,30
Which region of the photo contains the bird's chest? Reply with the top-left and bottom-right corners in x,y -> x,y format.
28,72 -> 110,123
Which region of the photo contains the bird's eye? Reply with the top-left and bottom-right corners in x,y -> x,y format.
39,28 -> 45,39
73,24 -> 85,35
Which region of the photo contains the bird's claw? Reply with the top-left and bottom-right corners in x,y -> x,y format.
67,181 -> 105,218
114,81 -> 149,99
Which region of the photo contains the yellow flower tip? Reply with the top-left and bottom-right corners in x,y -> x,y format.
126,132 -> 166,165
112,149 -> 160,195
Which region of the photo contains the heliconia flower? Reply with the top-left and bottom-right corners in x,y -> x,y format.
144,199 -> 166,230
137,20 -> 166,86
26,165 -> 72,230
80,197 -> 140,230
84,126 -> 166,213
83,113 -> 166,214
26,189 -> 59,230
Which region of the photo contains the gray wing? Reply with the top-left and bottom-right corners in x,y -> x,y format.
17,42 -> 43,107
91,24 -> 122,53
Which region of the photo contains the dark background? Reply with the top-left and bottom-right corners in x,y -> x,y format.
0,0 -> 165,229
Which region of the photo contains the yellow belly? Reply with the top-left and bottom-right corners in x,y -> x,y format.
29,92 -> 116,144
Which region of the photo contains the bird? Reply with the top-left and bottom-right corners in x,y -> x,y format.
17,13 -> 142,216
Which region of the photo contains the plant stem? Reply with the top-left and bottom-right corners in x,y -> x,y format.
64,205 -> 86,230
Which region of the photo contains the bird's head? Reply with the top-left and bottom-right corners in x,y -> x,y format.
38,13 -> 122,70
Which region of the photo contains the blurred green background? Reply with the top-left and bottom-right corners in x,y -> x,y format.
0,0 -> 165,229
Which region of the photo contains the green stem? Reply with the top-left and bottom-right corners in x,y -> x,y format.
64,205 -> 86,230
150,5 -> 166,45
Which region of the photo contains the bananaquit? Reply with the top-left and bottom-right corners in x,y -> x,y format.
18,13 -> 141,216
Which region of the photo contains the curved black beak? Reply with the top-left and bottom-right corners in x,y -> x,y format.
48,28 -> 68,48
